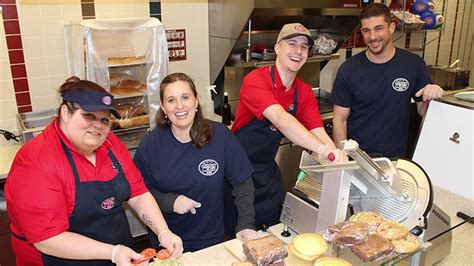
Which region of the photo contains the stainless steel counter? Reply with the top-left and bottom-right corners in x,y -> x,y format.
437,87 -> 474,110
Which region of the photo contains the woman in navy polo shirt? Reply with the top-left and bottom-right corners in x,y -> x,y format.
134,73 -> 257,252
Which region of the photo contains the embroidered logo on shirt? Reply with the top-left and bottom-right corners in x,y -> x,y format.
198,159 -> 219,176
392,78 -> 410,92
101,197 -> 116,210
111,163 -> 119,173
288,103 -> 294,111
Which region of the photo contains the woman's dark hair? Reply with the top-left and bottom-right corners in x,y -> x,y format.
359,3 -> 393,24
57,76 -> 109,117
156,73 -> 212,148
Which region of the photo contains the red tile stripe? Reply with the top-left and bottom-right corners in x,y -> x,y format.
2,0 -> 32,113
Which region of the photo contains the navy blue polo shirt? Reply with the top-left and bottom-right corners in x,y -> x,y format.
331,48 -> 432,157
134,120 -> 253,248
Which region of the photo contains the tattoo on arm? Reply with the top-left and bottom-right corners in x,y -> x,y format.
142,214 -> 153,227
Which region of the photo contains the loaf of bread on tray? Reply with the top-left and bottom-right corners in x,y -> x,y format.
115,103 -> 146,119
110,79 -> 147,96
243,236 -> 288,265
110,72 -> 134,87
113,115 -> 149,129
107,56 -> 145,65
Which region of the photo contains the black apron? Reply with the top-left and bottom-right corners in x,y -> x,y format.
224,66 -> 298,234
40,138 -> 133,265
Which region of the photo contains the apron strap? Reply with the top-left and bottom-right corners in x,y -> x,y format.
270,65 -> 298,116
59,138 -> 81,185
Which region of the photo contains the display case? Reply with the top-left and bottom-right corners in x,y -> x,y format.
64,18 -> 169,148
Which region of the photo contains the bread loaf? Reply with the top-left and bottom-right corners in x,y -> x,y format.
108,56 -> 145,66
113,115 -> 149,129
243,236 -> 288,265
115,104 -> 146,119
110,84 -> 146,96
110,72 -> 134,87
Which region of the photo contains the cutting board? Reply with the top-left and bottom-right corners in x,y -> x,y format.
223,235 -> 313,266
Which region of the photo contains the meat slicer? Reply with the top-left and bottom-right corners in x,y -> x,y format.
280,140 -> 452,265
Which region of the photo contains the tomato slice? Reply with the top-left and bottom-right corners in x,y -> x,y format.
133,248 -> 156,264
156,249 -> 172,260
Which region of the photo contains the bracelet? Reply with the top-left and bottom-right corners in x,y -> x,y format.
157,229 -> 171,242
111,244 -> 121,264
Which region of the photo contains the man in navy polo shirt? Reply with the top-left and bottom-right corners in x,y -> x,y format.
332,3 -> 443,158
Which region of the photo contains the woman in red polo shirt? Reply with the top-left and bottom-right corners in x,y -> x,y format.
5,77 -> 182,266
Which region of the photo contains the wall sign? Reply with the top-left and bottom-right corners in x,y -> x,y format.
166,29 -> 187,61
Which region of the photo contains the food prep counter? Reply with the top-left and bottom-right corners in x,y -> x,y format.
178,217 -> 472,265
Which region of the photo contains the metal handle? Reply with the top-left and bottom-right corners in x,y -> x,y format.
449,132 -> 460,144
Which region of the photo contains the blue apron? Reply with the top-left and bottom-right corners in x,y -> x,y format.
40,138 -> 133,265
224,66 -> 298,234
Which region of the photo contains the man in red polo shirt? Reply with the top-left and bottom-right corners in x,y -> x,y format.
224,23 -> 347,234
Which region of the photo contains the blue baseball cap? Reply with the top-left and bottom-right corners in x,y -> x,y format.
62,90 -> 121,119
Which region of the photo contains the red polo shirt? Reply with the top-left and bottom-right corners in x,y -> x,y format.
5,119 -> 147,265
231,65 -> 323,133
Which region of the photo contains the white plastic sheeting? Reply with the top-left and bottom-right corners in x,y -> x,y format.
64,18 -> 168,128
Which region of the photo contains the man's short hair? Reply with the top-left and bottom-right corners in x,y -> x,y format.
359,3 -> 392,24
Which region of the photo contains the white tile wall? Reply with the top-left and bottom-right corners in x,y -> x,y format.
22,37 -> 46,58
161,0 -> 210,99
0,1 -> 153,131
0,80 -> 15,102
0,60 -> 12,81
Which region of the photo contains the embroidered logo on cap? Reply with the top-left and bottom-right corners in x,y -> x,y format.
295,25 -> 307,32
102,96 -> 112,106
101,197 -> 116,210
392,78 -> 409,92
198,159 -> 219,176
